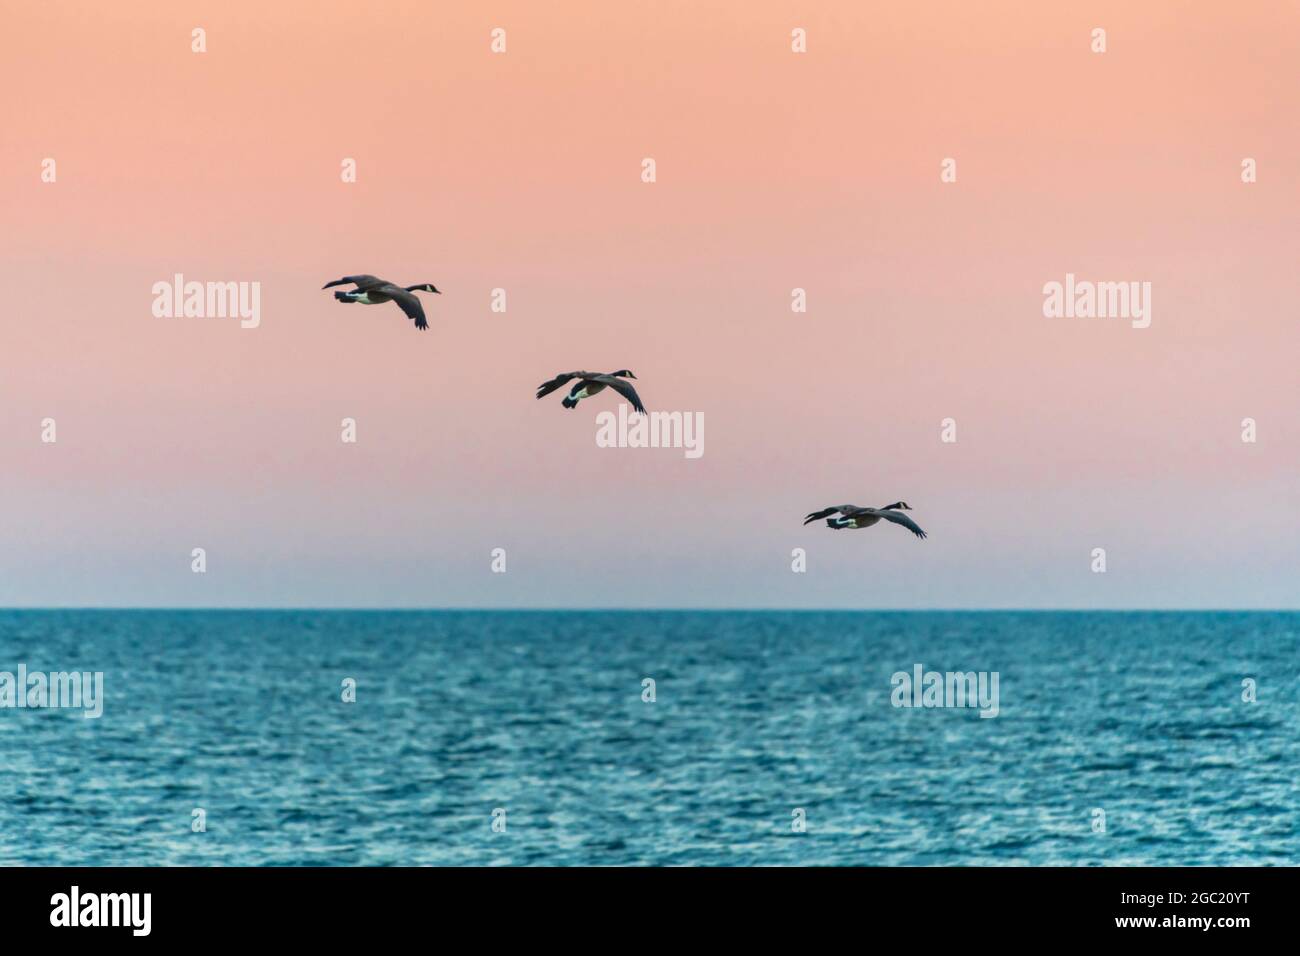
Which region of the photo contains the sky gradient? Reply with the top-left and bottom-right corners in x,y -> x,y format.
3,1 -> 1297,608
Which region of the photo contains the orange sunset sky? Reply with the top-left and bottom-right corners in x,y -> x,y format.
2,1 -> 1297,607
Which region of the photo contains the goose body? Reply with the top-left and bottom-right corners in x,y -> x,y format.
803,502 -> 927,539
536,369 -> 646,415
322,275 -> 440,331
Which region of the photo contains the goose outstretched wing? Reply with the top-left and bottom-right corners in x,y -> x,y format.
597,375 -> 647,415
804,506 -> 851,525
536,372 -> 590,399
380,286 -> 428,330
876,509 -> 927,539
322,274 -> 382,290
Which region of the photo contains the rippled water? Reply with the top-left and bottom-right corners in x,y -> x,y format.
0,610 -> 1295,865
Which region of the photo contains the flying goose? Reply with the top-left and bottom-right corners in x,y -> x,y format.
536,370 -> 646,415
322,275 -> 440,331
803,502 -> 927,538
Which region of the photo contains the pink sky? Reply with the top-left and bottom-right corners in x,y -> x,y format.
2,1 -> 1297,607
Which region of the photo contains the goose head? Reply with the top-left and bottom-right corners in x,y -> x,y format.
884,501 -> 912,511
611,369 -> 637,379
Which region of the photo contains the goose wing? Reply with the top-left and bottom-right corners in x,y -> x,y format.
322,274 -> 382,290
595,375 -> 647,415
874,509 -> 928,539
804,505 -> 854,525
536,371 -> 591,399
376,284 -> 428,330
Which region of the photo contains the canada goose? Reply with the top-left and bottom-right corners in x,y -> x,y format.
803,502 -> 927,538
322,275 -> 440,331
536,370 -> 646,415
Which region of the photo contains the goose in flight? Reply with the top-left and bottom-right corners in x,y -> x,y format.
536,370 -> 646,415
803,502 -> 927,538
322,275 -> 440,331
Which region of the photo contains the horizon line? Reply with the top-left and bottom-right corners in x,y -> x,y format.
1,606 -> 1296,614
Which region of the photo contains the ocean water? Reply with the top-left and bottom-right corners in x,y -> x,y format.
0,610 -> 1295,866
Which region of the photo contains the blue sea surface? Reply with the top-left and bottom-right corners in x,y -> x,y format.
0,610 -> 1295,866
